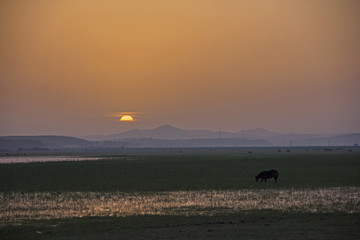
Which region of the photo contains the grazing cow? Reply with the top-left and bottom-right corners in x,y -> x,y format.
255,169 -> 279,183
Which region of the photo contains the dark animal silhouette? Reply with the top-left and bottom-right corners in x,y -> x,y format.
255,169 -> 279,183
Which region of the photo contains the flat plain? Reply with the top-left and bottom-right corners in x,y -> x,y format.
1,148 -> 359,239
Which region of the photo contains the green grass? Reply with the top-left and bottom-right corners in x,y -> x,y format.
0,153 -> 359,192
1,212 -> 360,240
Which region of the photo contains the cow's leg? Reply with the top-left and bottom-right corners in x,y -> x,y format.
264,178 -> 267,182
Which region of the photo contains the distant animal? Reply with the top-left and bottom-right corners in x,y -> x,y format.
255,169 -> 279,183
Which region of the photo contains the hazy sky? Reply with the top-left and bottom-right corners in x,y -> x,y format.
1,0 -> 359,136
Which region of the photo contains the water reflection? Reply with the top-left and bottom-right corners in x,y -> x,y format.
0,156 -> 104,164
1,188 -> 359,225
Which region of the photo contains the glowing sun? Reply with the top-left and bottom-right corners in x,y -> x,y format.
120,115 -> 134,121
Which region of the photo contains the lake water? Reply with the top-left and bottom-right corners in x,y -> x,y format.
0,156 -> 104,164
2,187 -> 359,223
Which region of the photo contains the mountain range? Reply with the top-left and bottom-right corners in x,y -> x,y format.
84,124 -> 333,140
1,125 -> 359,150
84,124 -> 359,147
84,124 -> 285,141
0,135 -> 89,151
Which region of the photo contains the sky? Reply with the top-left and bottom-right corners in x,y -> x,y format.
1,0 -> 359,136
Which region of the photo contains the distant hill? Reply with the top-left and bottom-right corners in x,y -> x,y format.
233,128 -> 282,139
106,124 -> 218,140
100,138 -> 271,148
303,133 -> 360,146
83,125 -> 359,147
1,126 -> 358,151
84,125 -> 284,141
267,133 -> 360,146
0,135 -> 90,151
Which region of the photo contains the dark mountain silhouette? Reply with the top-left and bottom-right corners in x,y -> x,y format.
1,126 -> 358,151
0,135 -> 90,150
101,138 -> 271,148
105,124 -> 219,140
83,125 -> 359,147
280,133 -> 360,146
87,125 -> 282,140
234,128 -> 282,139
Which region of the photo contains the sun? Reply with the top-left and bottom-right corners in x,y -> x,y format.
120,115 -> 134,121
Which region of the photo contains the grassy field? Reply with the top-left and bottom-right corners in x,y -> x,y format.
1,150 -> 360,239
0,151 -> 359,192
2,212 -> 360,240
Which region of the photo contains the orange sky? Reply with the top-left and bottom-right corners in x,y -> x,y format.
1,0 -> 359,136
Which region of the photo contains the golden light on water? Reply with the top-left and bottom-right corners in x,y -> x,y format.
1,188 -> 359,224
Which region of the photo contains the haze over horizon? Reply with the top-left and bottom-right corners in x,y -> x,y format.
0,123 -> 358,138
1,0 -> 359,136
